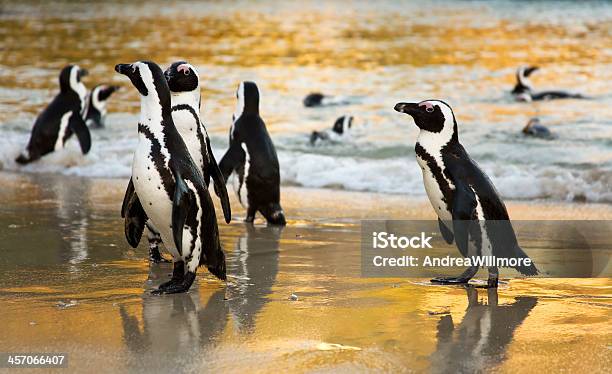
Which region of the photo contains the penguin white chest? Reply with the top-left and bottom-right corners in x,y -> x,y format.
416,155 -> 453,221
132,138 -> 176,255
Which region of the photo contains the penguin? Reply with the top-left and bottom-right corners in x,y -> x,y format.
219,81 -> 286,225
394,100 -> 538,287
83,84 -> 119,128
16,65 -> 91,164
511,65 -> 584,102
303,92 -> 326,107
522,117 -> 555,139
116,60 -> 226,294
309,115 -> 353,145
122,61 -> 231,264
303,92 -> 351,107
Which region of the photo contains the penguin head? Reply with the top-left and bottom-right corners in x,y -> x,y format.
332,115 -> 353,135
394,100 -> 456,135
94,84 -> 120,102
234,81 -> 260,121
513,65 -> 539,93
165,61 -> 200,94
165,61 -> 201,108
115,61 -> 171,108
59,65 -> 88,93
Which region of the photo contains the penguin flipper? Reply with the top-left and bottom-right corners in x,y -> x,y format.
121,178 -> 135,218
206,137 -> 232,224
123,181 -> 147,248
218,142 -> 246,182
451,182 -> 477,257
68,111 -> 92,154
438,218 -> 454,244
171,172 -> 194,256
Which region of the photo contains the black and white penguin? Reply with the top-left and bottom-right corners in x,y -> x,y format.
16,65 -> 91,164
116,60 -> 226,294
394,100 -> 538,287
219,81 -> 286,225
309,115 -> 353,145
83,84 -> 119,128
303,92 -> 351,108
511,65 -> 584,102
522,117 -> 555,139
123,61 -> 231,263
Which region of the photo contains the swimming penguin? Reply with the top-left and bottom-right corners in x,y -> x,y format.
511,65 -> 584,102
219,81 -> 286,225
522,118 -> 555,139
394,100 -> 538,287
16,65 -> 91,164
309,115 -> 353,145
83,84 -> 119,128
122,61 -> 231,263
116,60 -> 226,294
303,92 -> 351,108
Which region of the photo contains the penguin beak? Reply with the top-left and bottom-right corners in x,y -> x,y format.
115,64 -> 131,75
525,66 -> 539,76
78,68 -> 88,79
394,102 -> 420,116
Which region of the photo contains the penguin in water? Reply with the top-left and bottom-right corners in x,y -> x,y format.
511,65 -> 584,102
522,118 -> 555,139
303,92 -> 351,108
394,100 -> 538,288
16,65 -> 91,164
219,81 -> 286,225
122,61 -> 231,264
83,84 -> 120,129
309,115 -> 353,145
116,60 -> 226,294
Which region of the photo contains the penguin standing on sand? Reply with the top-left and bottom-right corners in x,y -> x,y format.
309,115 -> 353,145
394,100 -> 538,287
83,84 -> 119,128
116,60 -> 226,294
511,65 -> 584,102
219,81 -> 286,225
122,61 -> 231,264
16,65 -> 91,164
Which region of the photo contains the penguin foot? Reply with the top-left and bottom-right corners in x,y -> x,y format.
152,272 -> 196,295
430,276 -> 471,285
149,248 -> 171,263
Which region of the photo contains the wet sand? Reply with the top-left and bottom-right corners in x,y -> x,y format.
0,172 -> 610,373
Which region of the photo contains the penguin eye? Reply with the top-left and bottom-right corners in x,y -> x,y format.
425,107 -> 434,113
183,70 -> 190,76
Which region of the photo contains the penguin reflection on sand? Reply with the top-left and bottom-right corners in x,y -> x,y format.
394,100 -> 538,287
219,81 -> 286,226
430,286 -> 537,373
119,274 -> 228,369
227,225 -> 281,333
310,115 -> 353,145
83,84 -> 119,129
16,65 -> 91,164
512,65 -> 584,102
121,61 -> 231,264
116,60 -> 226,294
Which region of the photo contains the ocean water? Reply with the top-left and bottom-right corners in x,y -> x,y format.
0,0 -> 611,202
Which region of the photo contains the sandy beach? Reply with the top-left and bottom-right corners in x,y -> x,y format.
0,172 -> 610,373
